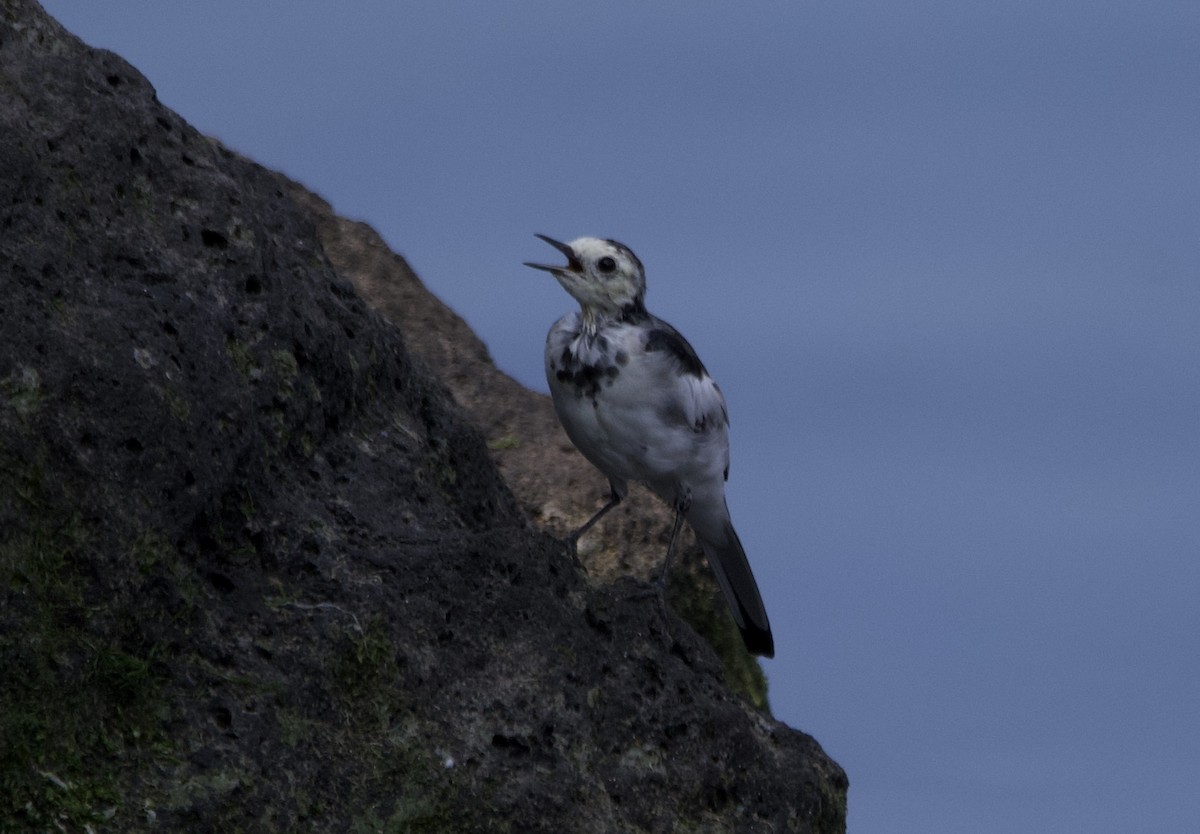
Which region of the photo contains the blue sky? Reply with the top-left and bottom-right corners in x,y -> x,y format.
40,2 -> 1199,831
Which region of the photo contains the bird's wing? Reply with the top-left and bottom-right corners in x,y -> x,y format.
643,317 -> 729,433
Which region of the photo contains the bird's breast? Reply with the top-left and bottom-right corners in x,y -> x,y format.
543,314 -> 730,490
545,317 -> 638,405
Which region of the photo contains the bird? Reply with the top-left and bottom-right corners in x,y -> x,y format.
525,234 -> 774,657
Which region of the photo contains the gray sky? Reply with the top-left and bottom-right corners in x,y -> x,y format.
41,1 -> 1199,831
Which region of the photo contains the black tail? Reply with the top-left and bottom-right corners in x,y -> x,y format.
693,517 -> 774,658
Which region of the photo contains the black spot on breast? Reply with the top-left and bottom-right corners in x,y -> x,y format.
614,349 -> 629,366
557,359 -> 610,401
555,332 -> 624,403
644,323 -> 706,378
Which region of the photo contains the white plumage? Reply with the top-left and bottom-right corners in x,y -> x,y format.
527,235 -> 774,657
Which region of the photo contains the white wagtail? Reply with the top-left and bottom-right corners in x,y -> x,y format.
525,235 -> 774,657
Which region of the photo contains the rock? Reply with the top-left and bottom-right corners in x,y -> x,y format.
286,185 -> 774,708
0,2 -> 847,832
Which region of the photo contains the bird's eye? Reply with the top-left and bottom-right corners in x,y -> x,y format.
597,256 -> 617,274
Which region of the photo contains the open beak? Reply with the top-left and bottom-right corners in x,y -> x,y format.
524,234 -> 581,274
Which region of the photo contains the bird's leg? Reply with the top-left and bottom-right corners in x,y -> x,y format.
641,497 -> 691,647
654,492 -> 692,589
567,486 -> 622,549
610,497 -> 691,648
655,508 -> 687,590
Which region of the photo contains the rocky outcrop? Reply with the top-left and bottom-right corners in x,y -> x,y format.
285,186 -> 772,706
0,2 -> 847,831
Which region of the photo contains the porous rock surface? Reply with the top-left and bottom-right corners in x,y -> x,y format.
0,2 -> 847,831
286,186 -> 772,707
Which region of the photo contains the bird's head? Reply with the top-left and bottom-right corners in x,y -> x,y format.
525,235 -> 646,320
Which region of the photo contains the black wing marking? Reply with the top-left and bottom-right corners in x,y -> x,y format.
643,319 -> 707,379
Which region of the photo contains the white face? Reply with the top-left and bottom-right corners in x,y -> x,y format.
527,235 -> 646,315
